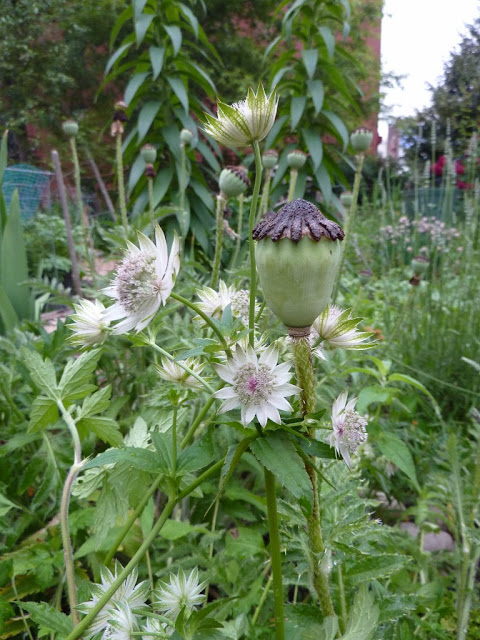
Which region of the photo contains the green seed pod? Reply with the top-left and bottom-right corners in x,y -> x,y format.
62,120 -> 78,138
350,127 -> 373,153
262,149 -> 278,170
141,144 -> 157,164
411,255 -> 429,274
180,128 -> 194,144
358,269 -> 372,285
340,191 -> 353,207
287,150 -> 307,169
253,199 -> 344,329
219,165 -> 250,198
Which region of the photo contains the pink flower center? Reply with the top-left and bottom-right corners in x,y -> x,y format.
247,376 -> 259,393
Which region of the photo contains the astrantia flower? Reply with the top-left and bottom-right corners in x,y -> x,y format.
213,345 -> 299,427
102,225 -> 179,334
69,299 -> 110,347
195,281 -> 256,325
78,564 -> 149,637
143,616 -> 172,638
103,602 -> 137,640
313,305 -> 374,353
156,568 -> 205,621
329,391 -> 368,468
203,84 -> 278,147
156,357 -> 205,390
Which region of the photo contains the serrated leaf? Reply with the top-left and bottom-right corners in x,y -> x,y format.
250,432 -> 312,505
22,348 -> 57,399
299,438 -> 336,459
160,519 -> 207,541
18,602 -> 73,637
149,46 -> 165,80
28,396 -> 58,433
152,432 -> 174,473
77,417 -> 123,448
225,526 -> 264,558
177,432 -> 215,474
58,349 -> 101,401
342,584 -> 379,639
83,446 -> 159,471
80,386 -> 112,419
346,554 -> 406,585
376,432 -> 420,491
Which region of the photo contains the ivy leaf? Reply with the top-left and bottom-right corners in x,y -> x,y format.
250,432 -> 313,506
18,601 -> 73,637
58,349 -> 101,402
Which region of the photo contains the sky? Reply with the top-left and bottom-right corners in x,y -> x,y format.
379,0 -> 480,143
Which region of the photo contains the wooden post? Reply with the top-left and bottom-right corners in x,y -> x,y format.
85,148 -> 117,222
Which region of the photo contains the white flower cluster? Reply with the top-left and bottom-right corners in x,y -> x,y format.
329,391 -> 368,468
195,280 -> 256,325
79,565 -> 205,640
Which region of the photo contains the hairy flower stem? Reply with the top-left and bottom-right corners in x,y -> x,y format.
66,459 -> 224,640
258,169 -> 272,221
248,140 -> 263,347
290,333 -> 335,617
70,137 -> 95,284
287,168 -> 298,202
333,154 -> 364,302
115,133 -> 128,234
264,468 -> 285,640
211,195 -> 227,289
147,175 -> 155,230
231,194 -> 244,268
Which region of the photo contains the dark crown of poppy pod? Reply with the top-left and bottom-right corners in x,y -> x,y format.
252,198 -> 344,244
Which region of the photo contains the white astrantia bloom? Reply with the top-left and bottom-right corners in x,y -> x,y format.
142,616 -> 172,638
69,298 -> 110,347
195,281 -> 257,325
102,225 -> 180,334
78,564 -> 149,637
156,357 -> 206,390
213,344 -> 300,427
103,601 -> 137,640
329,391 -> 368,468
203,84 -> 278,147
156,568 -> 205,621
312,305 -> 374,352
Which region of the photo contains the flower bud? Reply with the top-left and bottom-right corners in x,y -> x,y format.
340,191 -> 353,207
253,199 -> 344,329
62,120 -> 78,138
411,255 -> 429,274
358,269 -> 372,285
287,150 -> 307,169
262,149 -> 278,170
141,144 -> 157,164
350,127 -> 373,153
180,128 -> 194,144
219,165 -> 250,198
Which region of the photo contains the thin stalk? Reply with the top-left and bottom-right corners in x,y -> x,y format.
203,489 -> 220,605
147,176 -> 155,230
170,291 -> 232,357
337,564 -> 347,634
116,133 -> 128,234
264,469 -> 285,640
287,168 -> 298,202
179,142 -> 188,243
11,576 -> 35,640
248,140 -> 263,347
251,572 -> 273,625
148,340 -> 215,394
67,459 -> 224,640
333,154 -> 364,302
180,395 -> 216,448
172,405 -> 178,476
70,137 -> 95,284
231,193 -> 245,268
211,195 -> 226,289
258,169 -> 272,221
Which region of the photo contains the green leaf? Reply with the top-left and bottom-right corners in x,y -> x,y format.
164,25 -> 182,56
22,348 -> 57,398
137,101 -> 161,142
0,493 -> 20,517
77,417 -> 123,448
125,72 -> 149,105
152,432 -> 174,472
128,153 -> 146,195
149,46 -> 165,80
376,432 -> 420,491
225,526 -> 265,558
299,439 -> 336,459
346,554 -> 405,585
80,386 -> 112,419
179,3 -> 199,37
342,585 -> 379,640
264,114 -> 288,149
314,164 -> 332,203
301,48 -> 318,79
290,96 -> 307,130
135,13 -> 154,46
105,41 -> 133,75
160,519 -> 207,541
196,141 -> 220,172
18,601 -> 73,637
250,432 -> 312,504
323,110 -> 349,150
167,76 -> 189,112
302,129 -> 323,170
58,349 -> 101,402
28,396 -> 59,433
0,283 -> 18,333
319,26 -> 335,59
83,446 -> 160,472
0,130 -> 8,187
388,373 -> 437,405
153,166 -> 174,206
217,436 -> 257,497
177,432 -> 215,474
357,385 -> 394,413
307,79 -> 324,113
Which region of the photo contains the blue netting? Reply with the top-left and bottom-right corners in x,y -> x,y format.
2,164 -> 52,220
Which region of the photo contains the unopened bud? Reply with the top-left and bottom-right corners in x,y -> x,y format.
180,128 -> 194,144
411,255 -> 429,274
262,149 -> 278,170
141,144 -> 157,164
219,165 -> 250,198
287,150 -> 307,169
350,127 -> 373,153
340,191 -> 353,207
358,269 -> 372,285
62,120 -> 79,138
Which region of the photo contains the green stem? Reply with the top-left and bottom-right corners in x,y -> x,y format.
333,154 -> 364,301
291,335 -> 316,415
248,140 -> 263,347
251,572 -> 273,625
172,405 -> 178,476
287,168 -> 298,202
180,395 -> 216,448
258,169 -> 272,221
170,291 -> 232,357
147,176 -> 155,230
67,459 -> 224,640
337,563 -> 347,634
264,469 -> 285,640
211,195 -> 226,289
231,193 -> 244,268
116,133 -> 128,234
12,575 -> 35,640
